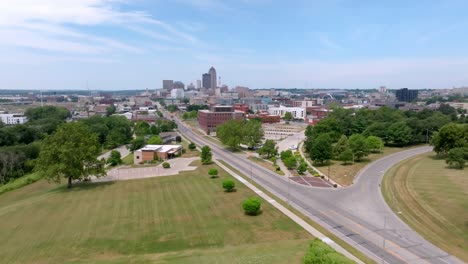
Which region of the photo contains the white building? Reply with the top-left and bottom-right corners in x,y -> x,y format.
268,105 -> 306,120
0,114 -> 28,125
170,88 -> 185,99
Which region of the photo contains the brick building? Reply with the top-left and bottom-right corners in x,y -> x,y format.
246,112 -> 280,123
198,105 -> 244,133
134,145 -> 182,164
233,103 -> 249,113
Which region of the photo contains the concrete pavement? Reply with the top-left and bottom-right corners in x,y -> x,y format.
169,109 -> 462,263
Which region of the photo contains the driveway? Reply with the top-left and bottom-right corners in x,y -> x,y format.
94,157 -> 199,182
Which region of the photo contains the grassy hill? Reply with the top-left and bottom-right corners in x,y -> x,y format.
0,160 -> 311,263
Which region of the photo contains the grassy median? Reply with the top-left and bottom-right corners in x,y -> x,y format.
382,152 -> 468,262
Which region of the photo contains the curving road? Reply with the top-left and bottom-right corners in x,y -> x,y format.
162,107 -> 462,264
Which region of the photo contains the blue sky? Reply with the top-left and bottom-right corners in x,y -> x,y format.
0,0 -> 467,90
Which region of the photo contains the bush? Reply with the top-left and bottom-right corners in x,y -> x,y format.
222,180 -> 236,192
333,183 -> 338,188
304,238 -> 354,264
242,197 -> 262,216
313,173 -> 320,177
162,162 -> 170,168
208,168 -> 218,178
188,142 -> 196,150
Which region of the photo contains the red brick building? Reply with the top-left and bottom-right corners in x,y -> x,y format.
198,105 -> 244,133
233,103 -> 249,113
246,112 -> 280,124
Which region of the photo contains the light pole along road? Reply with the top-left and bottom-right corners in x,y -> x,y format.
163,108 -> 462,264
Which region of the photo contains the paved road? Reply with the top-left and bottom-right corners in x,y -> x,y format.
160,106 -> 462,264
98,145 -> 130,160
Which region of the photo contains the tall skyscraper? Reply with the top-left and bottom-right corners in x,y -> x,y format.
196,80 -> 201,89
202,73 -> 211,89
162,80 -> 173,90
208,67 -> 217,89
396,88 -> 418,102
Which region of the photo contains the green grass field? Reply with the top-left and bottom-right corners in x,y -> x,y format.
310,146 -> 421,186
382,152 -> 468,262
0,160 -> 311,264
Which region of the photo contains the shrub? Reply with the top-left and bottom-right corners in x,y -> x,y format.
242,197 -> 262,216
313,173 -> 320,177
304,238 -> 354,264
188,142 -> 196,150
222,180 -> 236,192
162,162 -> 170,168
333,183 -> 338,188
208,168 -> 218,178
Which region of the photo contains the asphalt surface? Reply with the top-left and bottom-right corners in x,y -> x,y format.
161,106 -> 462,264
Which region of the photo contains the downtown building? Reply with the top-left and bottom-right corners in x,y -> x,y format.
268,105 -> 306,120
198,105 -> 244,134
202,67 -> 217,90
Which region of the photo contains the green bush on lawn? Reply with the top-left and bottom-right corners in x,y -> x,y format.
304,238 -> 354,264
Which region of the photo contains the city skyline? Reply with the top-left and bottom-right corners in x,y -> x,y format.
1,1 -> 468,90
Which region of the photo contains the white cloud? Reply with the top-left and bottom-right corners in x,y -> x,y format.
318,34 -> 343,51
0,0 -> 196,57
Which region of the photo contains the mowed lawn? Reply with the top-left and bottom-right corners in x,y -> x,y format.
312,146 -> 421,186
0,160 -> 311,264
382,152 -> 468,262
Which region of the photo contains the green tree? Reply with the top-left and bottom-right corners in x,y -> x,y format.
283,112 -> 293,121
242,197 -> 262,216
432,123 -> 468,155
201,146 -> 212,164
217,119 -> 244,149
348,134 -> 369,162
134,121 -> 151,136
258,139 -> 278,158
147,135 -> 163,145
333,135 -> 348,158
310,133 -> 333,165
222,180 -> 236,192
297,161 -> 308,174
208,168 -> 218,178
167,105 -> 178,112
242,120 -> 264,148
107,150 -> 122,166
339,148 -> 353,164
25,106 -> 70,121
445,148 -> 466,169
366,136 -> 384,153
106,105 -> 116,116
284,155 -> 297,169
182,112 -> 189,120
388,122 -> 412,146
35,122 -> 105,188
188,142 -> 196,150
129,137 -> 145,152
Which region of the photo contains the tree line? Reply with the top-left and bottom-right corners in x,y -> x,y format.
304,105 -> 465,166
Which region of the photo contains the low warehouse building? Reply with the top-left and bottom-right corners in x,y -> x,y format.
134,145 -> 182,164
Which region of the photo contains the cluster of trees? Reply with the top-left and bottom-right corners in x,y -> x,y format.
303,105 -> 466,166
166,105 -> 178,112
432,123 -> 468,169
0,106 -> 70,184
257,139 -> 278,158
186,104 -> 209,112
80,115 -> 133,149
280,149 -> 308,174
181,110 -> 198,120
217,119 -> 263,149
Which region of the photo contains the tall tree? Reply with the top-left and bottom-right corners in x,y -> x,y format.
134,121 -> 151,136
366,136 -> 383,153
432,123 -> 468,155
348,134 -> 369,162
310,133 -> 333,165
388,122 -> 412,147
35,122 -> 105,188
333,135 -> 348,158
258,139 -> 278,158
200,146 -> 212,164
283,112 -> 293,121
242,120 -> 264,148
217,120 -> 244,149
